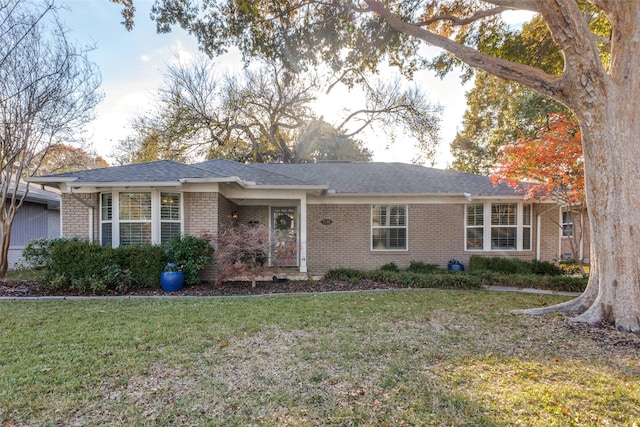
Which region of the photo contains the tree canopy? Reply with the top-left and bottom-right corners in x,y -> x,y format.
115,56 -> 438,164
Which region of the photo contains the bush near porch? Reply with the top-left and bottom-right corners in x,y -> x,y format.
21,236 -> 213,293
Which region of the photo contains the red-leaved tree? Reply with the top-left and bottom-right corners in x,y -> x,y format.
491,114 -> 587,271
213,223 -> 298,287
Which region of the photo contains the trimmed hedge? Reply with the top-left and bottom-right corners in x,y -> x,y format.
480,272 -> 587,293
469,255 -> 564,276
325,268 -> 483,290
326,263 -> 588,293
23,238 -> 167,293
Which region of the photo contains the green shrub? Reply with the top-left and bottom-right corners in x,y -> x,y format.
163,234 -> 214,286
113,244 -> 167,288
480,272 -> 587,293
324,268 -> 362,282
407,261 -> 440,274
379,262 -> 400,272
469,255 -> 563,276
22,238 -> 164,293
325,268 -> 482,290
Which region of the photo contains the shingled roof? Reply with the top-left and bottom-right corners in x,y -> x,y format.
29,159 -> 517,197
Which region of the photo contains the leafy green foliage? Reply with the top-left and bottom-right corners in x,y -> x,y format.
480,272 -> 587,293
325,268 -> 482,290
22,238 -> 167,292
163,234 -> 214,286
114,244 -> 168,287
407,261 -> 439,274
379,262 -> 400,272
469,255 -> 564,276
327,255 -> 583,293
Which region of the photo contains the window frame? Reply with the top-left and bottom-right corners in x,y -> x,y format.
561,210 -> 574,238
465,202 -> 532,252
371,204 -> 408,251
100,190 -> 183,247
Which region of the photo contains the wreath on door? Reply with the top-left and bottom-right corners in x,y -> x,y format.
275,213 -> 293,230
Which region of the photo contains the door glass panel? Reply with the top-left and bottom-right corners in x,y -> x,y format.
271,207 -> 298,266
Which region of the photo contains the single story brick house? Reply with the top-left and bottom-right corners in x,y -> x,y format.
28,159 -> 564,279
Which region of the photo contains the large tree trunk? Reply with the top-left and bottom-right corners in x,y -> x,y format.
573,100 -> 640,332
522,96 -> 640,332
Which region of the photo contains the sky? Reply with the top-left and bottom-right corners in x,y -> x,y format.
57,1 -> 531,168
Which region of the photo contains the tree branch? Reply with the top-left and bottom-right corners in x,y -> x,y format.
363,0 -> 565,101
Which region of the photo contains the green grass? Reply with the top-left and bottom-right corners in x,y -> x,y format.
1,290 -> 638,426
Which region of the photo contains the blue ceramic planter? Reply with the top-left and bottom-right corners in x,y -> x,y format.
160,271 -> 184,292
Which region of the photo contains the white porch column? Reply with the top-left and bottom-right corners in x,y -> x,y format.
299,193 -> 307,273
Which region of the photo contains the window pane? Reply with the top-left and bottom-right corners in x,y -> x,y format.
562,211 -> 574,237
120,223 -> 151,246
161,193 -> 181,220
119,193 -> 151,220
491,203 -> 517,225
161,223 -> 181,244
101,193 -> 112,220
101,222 -> 112,247
372,205 -> 385,226
372,228 -> 406,250
466,228 -> 484,250
523,204 -> 532,226
390,206 -> 406,226
467,204 -> 483,226
523,226 -> 532,250
491,227 -> 516,250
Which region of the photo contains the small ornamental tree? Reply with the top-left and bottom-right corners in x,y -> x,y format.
213,224 -> 271,288
214,223 -> 298,287
491,114 -> 587,271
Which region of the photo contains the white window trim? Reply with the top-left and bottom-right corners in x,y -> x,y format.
561,210 -> 574,238
465,202 -> 532,252
371,204 -> 409,251
100,190 -> 184,247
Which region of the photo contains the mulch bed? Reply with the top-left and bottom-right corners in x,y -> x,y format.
0,278 -> 406,298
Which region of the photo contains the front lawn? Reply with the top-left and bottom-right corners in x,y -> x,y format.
1,289 -> 638,426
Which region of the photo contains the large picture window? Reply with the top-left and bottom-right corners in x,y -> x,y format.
466,203 -> 532,251
372,205 -> 407,250
100,191 -> 182,247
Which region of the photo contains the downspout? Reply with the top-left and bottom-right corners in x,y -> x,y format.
299,192 -> 307,273
69,188 -> 95,242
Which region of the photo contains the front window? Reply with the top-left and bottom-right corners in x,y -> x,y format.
465,203 -> 532,251
119,192 -> 152,245
100,191 -> 182,247
372,205 -> 407,250
491,203 -> 517,250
